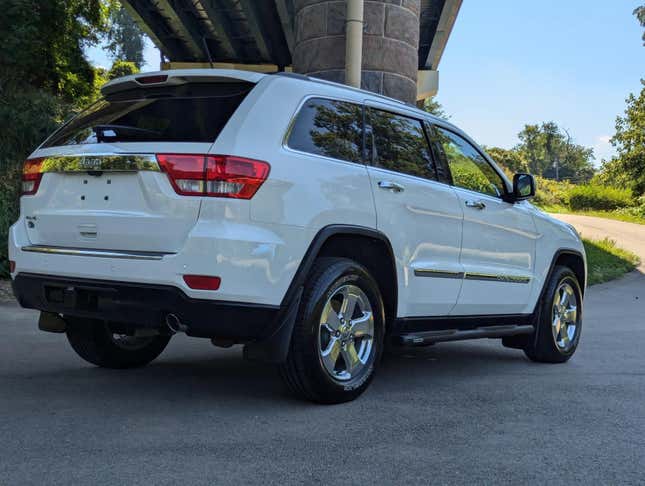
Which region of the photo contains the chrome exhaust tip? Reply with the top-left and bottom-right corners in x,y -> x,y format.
165,313 -> 187,334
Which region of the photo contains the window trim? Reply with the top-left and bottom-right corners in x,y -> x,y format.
364,105 -> 441,184
429,123 -> 512,199
282,95 -> 367,166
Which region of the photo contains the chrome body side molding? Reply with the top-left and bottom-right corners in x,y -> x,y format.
21,245 -> 172,261
414,268 -> 531,284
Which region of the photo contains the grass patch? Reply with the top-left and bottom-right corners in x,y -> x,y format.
583,238 -> 640,285
543,206 -> 645,225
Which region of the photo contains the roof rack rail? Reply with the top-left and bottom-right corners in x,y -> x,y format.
273,71 -> 410,107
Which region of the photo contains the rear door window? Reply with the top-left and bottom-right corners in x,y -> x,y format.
367,108 -> 438,181
286,98 -> 364,164
42,82 -> 253,147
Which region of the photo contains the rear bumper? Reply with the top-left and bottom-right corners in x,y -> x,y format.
12,273 -> 281,341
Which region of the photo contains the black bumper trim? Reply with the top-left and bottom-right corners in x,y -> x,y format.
12,273 -> 281,341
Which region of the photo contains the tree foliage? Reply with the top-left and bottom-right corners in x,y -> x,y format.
596,81 -> 645,195
515,122 -> 595,182
420,97 -> 449,119
484,146 -> 529,174
0,0 -> 113,276
106,2 -> 146,68
635,4 -> 645,46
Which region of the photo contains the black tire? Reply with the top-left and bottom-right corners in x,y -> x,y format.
524,266 -> 583,363
279,257 -> 385,404
66,317 -> 171,369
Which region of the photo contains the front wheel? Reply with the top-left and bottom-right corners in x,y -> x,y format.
66,317 -> 171,369
524,266 -> 583,363
279,258 -> 385,404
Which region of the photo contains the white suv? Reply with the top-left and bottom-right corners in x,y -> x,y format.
9,69 -> 586,403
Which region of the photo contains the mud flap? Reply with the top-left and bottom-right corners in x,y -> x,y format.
243,287 -> 303,363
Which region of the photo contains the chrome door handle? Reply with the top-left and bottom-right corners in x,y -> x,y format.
465,200 -> 486,210
378,180 -> 405,193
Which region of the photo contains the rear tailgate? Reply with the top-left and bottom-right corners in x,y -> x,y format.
22,150 -> 203,253
22,72 -> 258,254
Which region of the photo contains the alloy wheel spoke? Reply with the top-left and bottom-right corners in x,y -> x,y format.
321,338 -> 341,372
350,312 -> 373,338
341,342 -> 361,373
322,306 -> 342,331
340,289 -> 359,321
563,305 -> 577,323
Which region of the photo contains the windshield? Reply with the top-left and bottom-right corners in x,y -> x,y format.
42,82 -> 254,147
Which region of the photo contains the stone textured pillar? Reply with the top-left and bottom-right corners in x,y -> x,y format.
293,0 -> 420,104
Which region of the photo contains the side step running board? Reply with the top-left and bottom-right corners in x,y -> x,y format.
394,324 -> 535,346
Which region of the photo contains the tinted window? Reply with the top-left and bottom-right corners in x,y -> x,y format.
43,82 -> 253,147
287,98 -> 363,163
435,127 -> 506,197
368,109 -> 437,181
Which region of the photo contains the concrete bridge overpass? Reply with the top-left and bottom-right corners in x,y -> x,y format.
122,0 -> 461,103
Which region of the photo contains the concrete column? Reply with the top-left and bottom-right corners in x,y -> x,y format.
293,0 -> 420,104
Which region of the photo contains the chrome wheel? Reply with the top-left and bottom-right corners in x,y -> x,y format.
551,281 -> 578,352
318,284 -> 374,382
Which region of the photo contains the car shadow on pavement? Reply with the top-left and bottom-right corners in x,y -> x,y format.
4,337 -> 532,409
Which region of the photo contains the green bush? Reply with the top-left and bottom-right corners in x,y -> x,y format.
614,195 -> 645,219
568,185 -> 633,211
533,177 -> 573,208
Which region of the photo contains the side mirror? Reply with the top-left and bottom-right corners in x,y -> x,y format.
512,173 -> 536,201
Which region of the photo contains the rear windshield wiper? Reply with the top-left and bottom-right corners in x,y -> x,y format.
92,124 -> 162,142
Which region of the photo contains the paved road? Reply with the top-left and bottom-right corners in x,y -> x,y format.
552,213 -> 645,270
2,214 -> 644,484
1,273 -> 644,485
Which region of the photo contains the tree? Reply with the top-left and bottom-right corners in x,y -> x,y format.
484,147 -> 528,174
635,4 -> 645,46
515,122 -> 595,182
420,97 -> 449,119
106,2 -> 146,68
597,81 -> 645,195
0,0 -> 112,276
108,60 -> 140,80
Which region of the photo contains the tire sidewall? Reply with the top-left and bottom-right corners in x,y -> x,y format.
539,267 -> 583,359
299,260 -> 385,399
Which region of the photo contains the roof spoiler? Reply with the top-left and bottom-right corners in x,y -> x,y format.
101,69 -> 265,96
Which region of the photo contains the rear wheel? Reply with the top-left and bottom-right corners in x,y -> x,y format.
66,317 -> 170,369
280,258 -> 385,404
524,266 -> 582,363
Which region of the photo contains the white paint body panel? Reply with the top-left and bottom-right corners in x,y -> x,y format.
10,69 -> 585,318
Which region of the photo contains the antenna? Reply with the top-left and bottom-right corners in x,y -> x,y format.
201,36 -> 214,68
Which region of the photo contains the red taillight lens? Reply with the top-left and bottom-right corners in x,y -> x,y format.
183,275 -> 221,290
21,158 -> 45,195
9,261 -> 16,273
156,154 -> 270,199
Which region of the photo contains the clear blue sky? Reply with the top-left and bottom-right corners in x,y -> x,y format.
87,0 -> 644,163
437,0 -> 644,162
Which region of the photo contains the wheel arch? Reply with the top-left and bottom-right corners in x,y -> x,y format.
281,225 -> 398,326
541,249 -> 587,303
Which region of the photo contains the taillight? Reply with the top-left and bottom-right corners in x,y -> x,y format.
21,158 -> 45,195
156,154 -> 270,199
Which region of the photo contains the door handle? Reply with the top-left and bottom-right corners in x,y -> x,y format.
378,180 -> 405,193
465,200 -> 486,210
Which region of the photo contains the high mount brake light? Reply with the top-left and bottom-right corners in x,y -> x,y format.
135,74 -> 168,84
21,158 -> 45,196
156,154 -> 270,199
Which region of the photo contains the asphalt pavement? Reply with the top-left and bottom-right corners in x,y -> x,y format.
1,268 -> 644,485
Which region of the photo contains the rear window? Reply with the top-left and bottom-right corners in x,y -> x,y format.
42,82 -> 253,147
